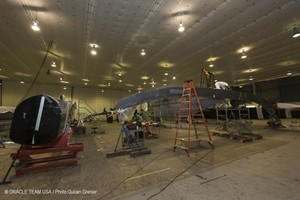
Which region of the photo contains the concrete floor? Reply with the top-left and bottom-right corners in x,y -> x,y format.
0,119 -> 299,200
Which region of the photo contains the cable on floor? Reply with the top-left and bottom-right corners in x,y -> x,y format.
97,147 -> 172,200
146,149 -> 214,200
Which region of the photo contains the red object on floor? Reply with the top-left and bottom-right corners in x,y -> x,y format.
11,128 -> 84,176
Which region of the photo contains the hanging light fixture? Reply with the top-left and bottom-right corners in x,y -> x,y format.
178,20 -> 185,32
90,43 -> 98,55
108,82 -> 111,86
164,70 -> 169,76
287,70 -> 292,76
31,18 -> 40,31
51,61 -> 56,67
292,26 -> 300,38
241,49 -> 247,59
172,75 -> 176,80
249,75 -> 253,81
141,49 -> 146,56
209,61 -> 214,68
143,81 -> 146,85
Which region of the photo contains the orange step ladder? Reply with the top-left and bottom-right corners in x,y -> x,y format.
173,80 -> 214,157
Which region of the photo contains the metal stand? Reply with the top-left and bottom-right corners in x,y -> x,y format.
1,128 -> 83,181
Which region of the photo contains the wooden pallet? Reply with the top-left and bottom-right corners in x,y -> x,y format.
210,129 -> 262,143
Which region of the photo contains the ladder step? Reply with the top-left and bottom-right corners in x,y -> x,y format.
183,94 -> 195,97
174,145 -> 188,150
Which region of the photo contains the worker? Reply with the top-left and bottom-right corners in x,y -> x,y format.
215,81 -> 230,90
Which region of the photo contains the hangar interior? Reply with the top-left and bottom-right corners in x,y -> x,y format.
0,0 -> 300,200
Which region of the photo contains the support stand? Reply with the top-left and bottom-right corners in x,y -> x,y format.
0,128 -> 83,182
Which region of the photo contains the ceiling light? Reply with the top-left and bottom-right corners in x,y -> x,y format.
90,49 -> 97,55
101,89 -> 104,93
141,49 -> 146,56
164,70 -> 168,76
63,86 -> 67,90
151,84 -> 155,87
293,26 -> 300,38
128,89 -> 131,92
82,78 -> 89,82
178,22 -> 185,32
90,43 -> 98,55
119,79 -> 122,82
118,72 -> 122,77
51,61 -> 56,67
60,77 -> 63,81
209,62 -> 214,67
287,71 -> 292,76
20,80 -> 25,84
90,43 -> 99,48
31,19 -> 40,31
137,86 -> 143,91
143,81 -> 146,85
84,82 -> 88,85
60,80 -> 69,84
172,75 -> 176,80
249,76 -> 253,81
239,85 -> 243,88
241,50 -> 247,59
108,82 -> 111,86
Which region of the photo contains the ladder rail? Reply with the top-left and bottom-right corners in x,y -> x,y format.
174,80 -> 214,157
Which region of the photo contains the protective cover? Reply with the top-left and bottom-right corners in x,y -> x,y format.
10,95 -> 63,145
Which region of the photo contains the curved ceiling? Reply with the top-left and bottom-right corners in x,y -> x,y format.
0,0 -> 300,92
